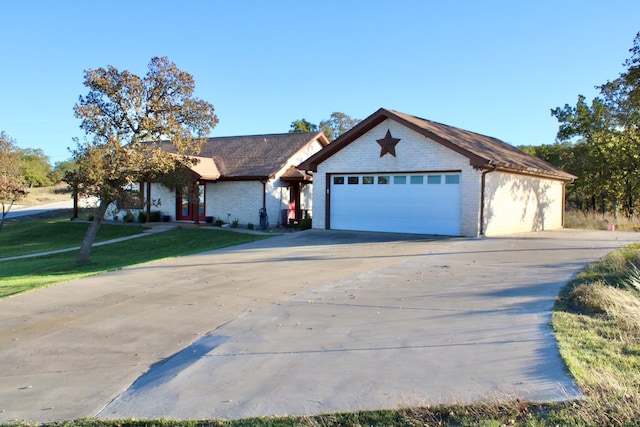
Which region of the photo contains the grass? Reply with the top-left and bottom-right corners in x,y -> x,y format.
0,214 -> 146,258
552,243 -> 640,426
564,209 -> 640,231
0,213 -> 272,299
3,215 -> 640,425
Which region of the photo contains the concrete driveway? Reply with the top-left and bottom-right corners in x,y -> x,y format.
0,229 -> 637,422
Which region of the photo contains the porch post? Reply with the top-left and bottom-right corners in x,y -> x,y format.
295,183 -> 301,220
194,181 -> 200,225
146,181 -> 151,223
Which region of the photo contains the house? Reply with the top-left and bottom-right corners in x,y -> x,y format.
107,132 -> 329,227
298,108 -> 576,236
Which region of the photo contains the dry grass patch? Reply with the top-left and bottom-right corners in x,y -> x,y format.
564,209 -> 640,231
18,183 -> 73,207
553,243 -> 640,426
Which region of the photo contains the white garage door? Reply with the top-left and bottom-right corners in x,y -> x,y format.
330,173 -> 461,235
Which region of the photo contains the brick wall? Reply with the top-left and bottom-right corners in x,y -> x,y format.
483,171 -> 565,235
313,119 -> 483,236
104,183 -> 175,221
206,180 -> 264,226
205,138 -> 326,228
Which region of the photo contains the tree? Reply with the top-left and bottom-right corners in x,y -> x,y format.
289,112 -> 359,141
519,141 -> 592,210
552,33 -> 640,218
319,112 -> 360,141
50,159 -> 77,183
0,131 -> 29,232
289,118 -> 318,133
19,148 -> 54,187
72,56 -> 218,263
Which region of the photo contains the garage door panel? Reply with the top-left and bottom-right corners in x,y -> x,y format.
330,173 -> 460,235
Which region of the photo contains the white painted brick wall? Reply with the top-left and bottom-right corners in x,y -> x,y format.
104,183 -> 175,221
204,138 -> 326,228
313,119 -> 483,236
483,171 -> 564,235
206,180 -> 264,226
150,183 -> 176,219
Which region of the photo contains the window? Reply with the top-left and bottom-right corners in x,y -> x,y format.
118,182 -> 144,209
333,176 -> 344,185
427,175 -> 442,184
363,176 -> 374,184
393,176 -> 407,184
410,175 -> 423,184
378,176 -> 390,184
348,176 -> 359,185
445,175 -> 460,184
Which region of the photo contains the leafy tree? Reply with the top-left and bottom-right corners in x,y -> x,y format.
289,118 -> 318,133
319,112 -> 360,141
72,56 -> 218,263
19,148 -> 54,187
289,112 -> 359,141
50,159 -> 77,183
519,141 -> 596,210
552,32 -> 640,218
519,141 -> 574,171
0,131 -> 29,232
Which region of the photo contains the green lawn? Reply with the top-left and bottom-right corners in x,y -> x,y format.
0,217 -> 147,258
0,216 -> 272,298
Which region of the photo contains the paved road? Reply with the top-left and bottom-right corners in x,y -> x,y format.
0,229 -> 637,422
5,200 -> 75,218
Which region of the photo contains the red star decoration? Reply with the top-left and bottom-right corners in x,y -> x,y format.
376,129 -> 401,157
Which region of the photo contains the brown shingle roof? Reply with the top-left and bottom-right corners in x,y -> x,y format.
280,165 -> 313,182
299,108 -> 576,181
162,132 -> 328,179
184,155 -> 220,180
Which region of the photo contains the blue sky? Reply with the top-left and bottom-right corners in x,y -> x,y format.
1,1 -> 639,164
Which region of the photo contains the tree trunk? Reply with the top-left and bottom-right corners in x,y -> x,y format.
0,200 -> 15,233
72,187 -> 79,220
76,198 -> 111,264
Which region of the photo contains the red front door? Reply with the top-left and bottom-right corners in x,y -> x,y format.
177,184 -> 205,221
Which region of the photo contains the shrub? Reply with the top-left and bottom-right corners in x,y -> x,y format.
300,217 -> 312,230
247,222 -> 254,230
138,211 -> 147,223
149,210 -> 162,222
214,218 -> 224,227
87,213 -> 94,221
123,211 -> 135,223
231,218 -> 239,228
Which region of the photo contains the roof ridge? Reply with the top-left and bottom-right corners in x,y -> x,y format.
207,131 -> 318,140
387,109 -> 508,144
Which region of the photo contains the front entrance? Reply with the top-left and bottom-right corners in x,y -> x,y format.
281,182 -> 310,226
176,184 -> 205,221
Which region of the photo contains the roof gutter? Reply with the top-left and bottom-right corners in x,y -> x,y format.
479,164 -> 498,236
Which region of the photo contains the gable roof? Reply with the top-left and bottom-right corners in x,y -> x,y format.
299,108 -> 576,181
161,132 -> 329,180
185,155 -> 220,180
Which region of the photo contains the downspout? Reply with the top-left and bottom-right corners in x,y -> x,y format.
261,179 -> 267,210
561,181 -> 567,228
479,164 -> 497,236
